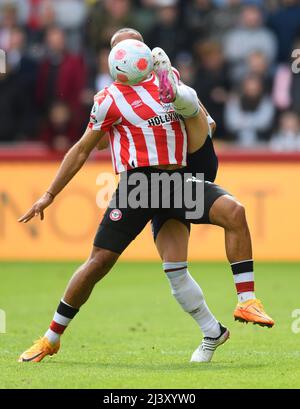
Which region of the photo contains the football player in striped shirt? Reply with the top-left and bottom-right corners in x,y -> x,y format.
17,36 -> 228,364
17,30 -> 272,364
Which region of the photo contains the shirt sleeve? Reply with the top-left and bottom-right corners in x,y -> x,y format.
88,89 -> 120,133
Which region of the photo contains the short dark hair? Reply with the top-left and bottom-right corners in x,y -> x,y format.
110,28 -> 144,48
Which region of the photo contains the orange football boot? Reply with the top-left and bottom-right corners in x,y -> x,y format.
234,299 -> 274,328
18,337 -> 60,362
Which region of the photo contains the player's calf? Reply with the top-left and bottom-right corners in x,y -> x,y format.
209,195 -> 275,327
18,248 -> 119,362
163,262 -> 230,362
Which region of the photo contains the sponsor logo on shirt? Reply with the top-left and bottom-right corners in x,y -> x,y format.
132,99 -> 143,109
147,112 -> 182,127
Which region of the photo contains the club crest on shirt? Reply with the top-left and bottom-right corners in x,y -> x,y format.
109,209 -> 122,221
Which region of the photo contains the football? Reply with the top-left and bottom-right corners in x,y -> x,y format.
108,39 -> 153,85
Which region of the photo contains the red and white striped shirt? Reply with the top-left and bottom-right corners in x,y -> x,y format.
88,73 -> 187,174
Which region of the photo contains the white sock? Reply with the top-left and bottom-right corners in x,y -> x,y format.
44,328 -> 61,344
238,292 -> 255,303
163,262 -> 221,338
172,84 -> 200,118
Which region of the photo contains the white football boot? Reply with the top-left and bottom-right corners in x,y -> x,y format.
152,47 -> 177,103
190,323 -> 230,363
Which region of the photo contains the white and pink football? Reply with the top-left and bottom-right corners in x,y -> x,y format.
108,39 -> 153,85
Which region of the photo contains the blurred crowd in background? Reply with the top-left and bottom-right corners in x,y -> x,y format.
1,0 -> 300,152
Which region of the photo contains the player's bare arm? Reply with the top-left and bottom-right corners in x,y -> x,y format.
18,128 -> 105,223
97,133 -> 109,150
185,108 -> 209,154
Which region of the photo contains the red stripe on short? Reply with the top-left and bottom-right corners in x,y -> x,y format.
236,281 -> 255,293
50,320 -> 67,335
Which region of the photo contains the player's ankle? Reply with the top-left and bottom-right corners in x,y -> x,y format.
44,329 -> 61,345
238,292 -> 256,303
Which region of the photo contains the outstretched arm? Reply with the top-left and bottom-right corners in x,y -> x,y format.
18,128 -> 105,223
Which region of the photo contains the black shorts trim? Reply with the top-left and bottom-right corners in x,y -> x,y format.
151,216 -> 191,240
93,224 -> 137,254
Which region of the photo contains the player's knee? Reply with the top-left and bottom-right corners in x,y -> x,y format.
87,249 -> 117,281
227,201 -> 246,229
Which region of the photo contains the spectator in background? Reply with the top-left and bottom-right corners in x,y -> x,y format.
18,0 -> 86,54
40,101 -> 77,151
224,4 -> 277,80
174,52 -> 196,86
6,27 -> 37,89
0,3 -> 18,51
133,0 -> 156,37
272,61 -> 292,111
147,0 -> 188,60
35,26 -> 87,131
264,0 -> 282,13
291,75 -> 300,115
51,0 -> 87,52
246,52 -> 273,91
184,0 -> 215,40
270,110 -> 300,151
0,0 -> 298,150
95,48 -> 112,91
290,38 -> 300,114
17,0 -> 56,51
0,27 -> 37,142
87,0 -> 137,52
210,0 -> 243,39
193,39 -> 230,140
225,74 -> 275,146
80,47 -> 112,132
268,0 -> 300,62
234,51 -> 274,91
0,0 -> 53,27
272,37 -> 300,113
0,0 -> 26,24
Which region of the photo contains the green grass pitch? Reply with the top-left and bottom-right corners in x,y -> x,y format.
1,261 -> 300,389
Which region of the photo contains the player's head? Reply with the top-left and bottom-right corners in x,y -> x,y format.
110,28 -> 144,49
